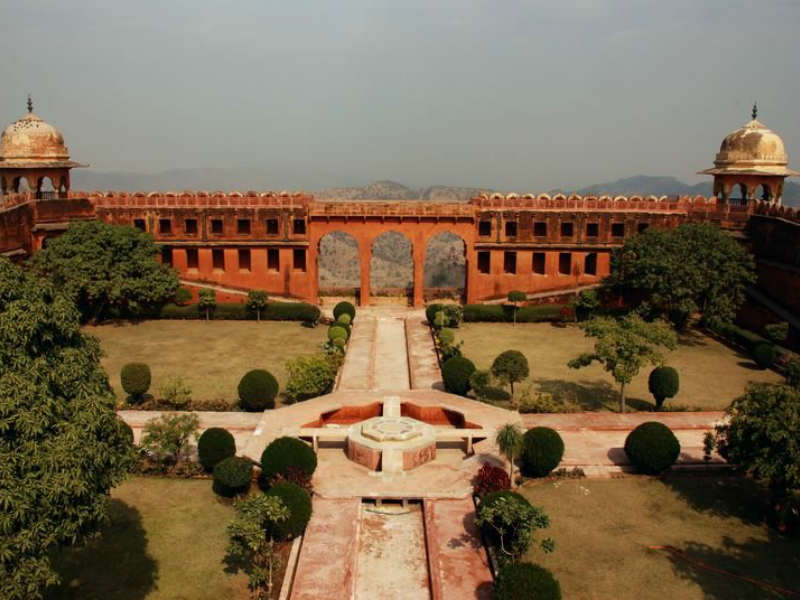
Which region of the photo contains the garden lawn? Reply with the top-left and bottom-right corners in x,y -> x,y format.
455,322 -> 783,411
85,320 -> 327,405
520,476 -> 800,600
49,477 -> 248,600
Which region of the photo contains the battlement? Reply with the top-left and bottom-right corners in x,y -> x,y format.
87,190 -> 313,208
309,201 -> 474,219
470,192 -> 721,212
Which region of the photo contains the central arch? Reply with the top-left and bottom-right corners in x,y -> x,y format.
370,231 -> 413,305
318,231 -> 361,303
423,231 -> 466,303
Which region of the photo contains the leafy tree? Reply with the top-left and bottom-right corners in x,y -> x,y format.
140,412 -> 199,468
30,220 -> 178,322
285,354 -> 338,402
573,288 -> 601,321
568,314 -> 677,412
476,491 -> 554,563
198,288 -> 216,321
507,291 -> 526,325
226,493 -> 290,598
247,290 -> 268,321
0,257 -> 134,600
492,350 -> 530,396
495,423 -> 523,483
715,383 -> 800,528
606,224 -> 755,329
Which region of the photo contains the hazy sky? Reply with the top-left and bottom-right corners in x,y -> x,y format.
1,0 -> 798,191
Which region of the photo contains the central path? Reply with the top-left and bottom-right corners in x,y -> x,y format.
338,315 -> 411,391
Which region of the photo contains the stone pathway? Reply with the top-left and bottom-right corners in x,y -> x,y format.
338,315 -> 411,391
290,497 -> 360,600
424,498 -> 493,600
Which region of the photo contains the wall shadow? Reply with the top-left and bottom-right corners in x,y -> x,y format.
48,500 -> 157,600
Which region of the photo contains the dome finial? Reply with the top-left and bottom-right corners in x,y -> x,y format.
752,101 -> 758,121
27,94 -> 33,114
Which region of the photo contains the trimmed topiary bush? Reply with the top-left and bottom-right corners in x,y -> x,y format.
198,427 -> 236,471
260,436 -> 318,481
265,481 -> 312,539
520,427 -> 564,478
442,356 -> 476,396
752,342 -> 777,369
438,327 -> 455,346
237,369 -> 279,411
174,287 -> 193,306
443,304 -> 463,328
328,325 -> 348,342
624,421 -> 681,474
336,312 -> 352,326
426,303 -> 445,326
121,362 -> 151,401
648,366 -> 680,409
333,301 -> 356,322
212,456 -> 253,497
493,563 -> 561,600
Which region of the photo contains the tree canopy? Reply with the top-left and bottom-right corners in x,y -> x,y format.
568,314 -> 677,412
30,220 -> 179,322
0,257 -> 134,600
606,224 -> 755,328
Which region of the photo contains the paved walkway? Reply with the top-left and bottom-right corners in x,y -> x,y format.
290,498 -> 360,600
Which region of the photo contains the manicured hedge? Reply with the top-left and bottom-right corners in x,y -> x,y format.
238,369 -> 279,411
198,427 -> 236,471
260,437 -> 318,481
520,427 -> 564,478
157,300 -> 320,322
442,356 -> 476,396
752,342 -> 777,369
333,301 -> 356,322
121,363 -> 151,400
493,563 -> 561,600
463,303 -> 566,323
266,482 -> 312,539
212,456 -> 253,497
624,421 -> 680,474
425,303 -> 445,325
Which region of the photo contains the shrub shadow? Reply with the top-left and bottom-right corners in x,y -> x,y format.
535,378 -> 653,412
48,500 -> 157,600
658,536 -> 800,599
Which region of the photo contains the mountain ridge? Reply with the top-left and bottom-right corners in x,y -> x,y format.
70,171 -> 800,207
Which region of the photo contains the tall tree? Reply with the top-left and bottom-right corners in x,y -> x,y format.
0,258 -> 134,600
606,224 -> 755,329
495,423 -> 523,484
568,314 -> 677,412
247,290 -> 268,321
30,220 -> 179,322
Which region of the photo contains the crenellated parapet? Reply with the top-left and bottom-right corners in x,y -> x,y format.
470,192 -> 722,212
87,190 -> 313,208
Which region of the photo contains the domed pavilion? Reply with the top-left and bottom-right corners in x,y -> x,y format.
0,96 -> 86,198
700,104 -> 797,205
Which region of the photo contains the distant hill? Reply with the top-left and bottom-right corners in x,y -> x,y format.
71,170 -> 800,207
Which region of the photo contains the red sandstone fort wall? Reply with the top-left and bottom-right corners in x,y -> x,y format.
0,190 -> 772,306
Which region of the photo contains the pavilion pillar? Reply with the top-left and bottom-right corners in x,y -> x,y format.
412,238 -> 425,308
360,241 -> 371,307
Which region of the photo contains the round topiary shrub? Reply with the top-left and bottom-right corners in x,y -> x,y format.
624,421 -> 681,474
265,481 -> 312,539
442,356 -> 476,396
426,303 -> 445,326
212,456 -> 253,497
333,301 -> 356,322
237,369 -> 279,411
260,437 -> 318,481
520,427 -> 564,478
493,562 -> 561,600
491,350 -> 530,394
438,327 -> 455,346
328,325 -> 348,342
336,312 -> 352,326
648,366 -> 680,409
198,427 -> 236,471
752,342 -> 777,369
121,362 -> 151,401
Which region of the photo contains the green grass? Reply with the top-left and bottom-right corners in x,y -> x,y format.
520,476 -> 800,600
49,477 -> 248,600
85,320 -> 327,406
455,322 -> 783,411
